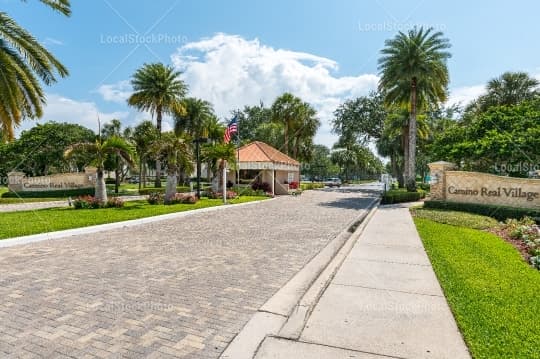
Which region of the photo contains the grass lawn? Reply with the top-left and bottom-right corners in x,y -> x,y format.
0,196 -> 267,240
411,207 -> 498,230
414,217 -> 540,358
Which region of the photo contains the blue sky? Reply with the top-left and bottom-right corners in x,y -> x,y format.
4,0 -> 540,146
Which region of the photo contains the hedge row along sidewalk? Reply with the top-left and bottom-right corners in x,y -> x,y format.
414,214 -> 540,358
0,197 -> 267,240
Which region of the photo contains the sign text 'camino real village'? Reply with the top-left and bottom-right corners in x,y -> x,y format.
429,162 -> 540,210
448,186 -> 539,202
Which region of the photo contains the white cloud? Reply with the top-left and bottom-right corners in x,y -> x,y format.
447,84 -> 485,107
17,94 -> 129,135
170,33 -> 379,147
97,80 -> 132,104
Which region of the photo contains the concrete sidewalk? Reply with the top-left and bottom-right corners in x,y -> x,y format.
254,205 -> 471,359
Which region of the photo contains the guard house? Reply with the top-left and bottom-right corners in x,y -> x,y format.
230,141 -> 300,195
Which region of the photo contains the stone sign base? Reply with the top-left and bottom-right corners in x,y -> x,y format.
428,162 -> 540,210
8,167 -> 97,193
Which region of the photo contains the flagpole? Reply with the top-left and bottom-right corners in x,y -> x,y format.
236,114 -> 241,192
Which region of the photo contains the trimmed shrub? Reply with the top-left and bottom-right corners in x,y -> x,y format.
106,197 -> 125,208
72,195 -> 103,209
251,181 -> 271,193
231,186 -> 267,197
139,186 -> 192,196
2,188 -> 94,198
300,182 -> 324,190
169,193 -> 198,204
208,190 -> 237,199
72,195 -> 125,209
417,183 -> 431,192
382,189 -> 426,204
147,192 -> 164,205
424,200 -> 540,223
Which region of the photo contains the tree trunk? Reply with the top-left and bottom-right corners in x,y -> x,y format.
138,156 -> 143,192
114,155 -> 120,194
407,79 -> 418,192
284,121 -> 289,155
142,162 -> 147,188
95,169 -> 108,203
164,172 -> 177,204
155,109 -> 163,188
402,126 -> 409,188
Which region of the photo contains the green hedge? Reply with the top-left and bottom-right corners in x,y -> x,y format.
423,200 -> 540,223
138,186 -> 204,196
1,188 -> 94,198
300,182 -> 324,190
382,189 -> 426,204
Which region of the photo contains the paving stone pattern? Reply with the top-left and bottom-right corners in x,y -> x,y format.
0,187 -> 377,358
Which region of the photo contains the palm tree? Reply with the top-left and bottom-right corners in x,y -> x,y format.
127,63 -> 188,187
150,132 -> 192,204
64,136 -> 134,203
0,0 -> 70,140
271,93 -> 304,156
174,97 -> 214,137
130,121 -> 159,190
202,143 -> 237,193
290,102 -> 320,161
378,27 -> 451,191
479,72 -> 539,110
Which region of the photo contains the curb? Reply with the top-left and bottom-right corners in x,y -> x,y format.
219,197 -> 380,359
278,199 -> 380,340
0,198 -> 275,249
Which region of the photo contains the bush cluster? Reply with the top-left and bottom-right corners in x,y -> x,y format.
208,190 -> 237,199
381,189 -> 426,204
251,181 -> 271,193
169,193 -> 198,204
424,200 -> 540,223
500,217 -> 540,269
300,182 -> 324,190
72,195 -> 125,209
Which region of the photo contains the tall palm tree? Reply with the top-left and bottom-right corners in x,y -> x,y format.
64,136 -> 134,203
271,93 -> 304,156
378,27 -> 451,191
0,0 -> 70,140
127,63 -> 187,187
290,102 -> 320,161
174,97 -> 214,137
150,132 -> 192,204
202,143 -> 237,192
130,121 -> 159,190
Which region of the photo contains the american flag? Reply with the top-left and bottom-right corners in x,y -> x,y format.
224,116 -> 238,144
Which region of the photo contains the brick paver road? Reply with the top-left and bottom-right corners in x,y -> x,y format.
0,185 -> 379,358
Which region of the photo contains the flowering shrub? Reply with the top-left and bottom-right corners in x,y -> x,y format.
208,190 -> 237,199
107,197 -> 125,208
72,196 -> 125,209
169,193 -> 198,204
289,181 -> 299,189
147,192 -> 164,205
251,181 -> 271,193
72,195 -> 104,209
501,217 -> 540,269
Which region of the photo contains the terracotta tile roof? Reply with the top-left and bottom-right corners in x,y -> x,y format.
237,141 -> 300,166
